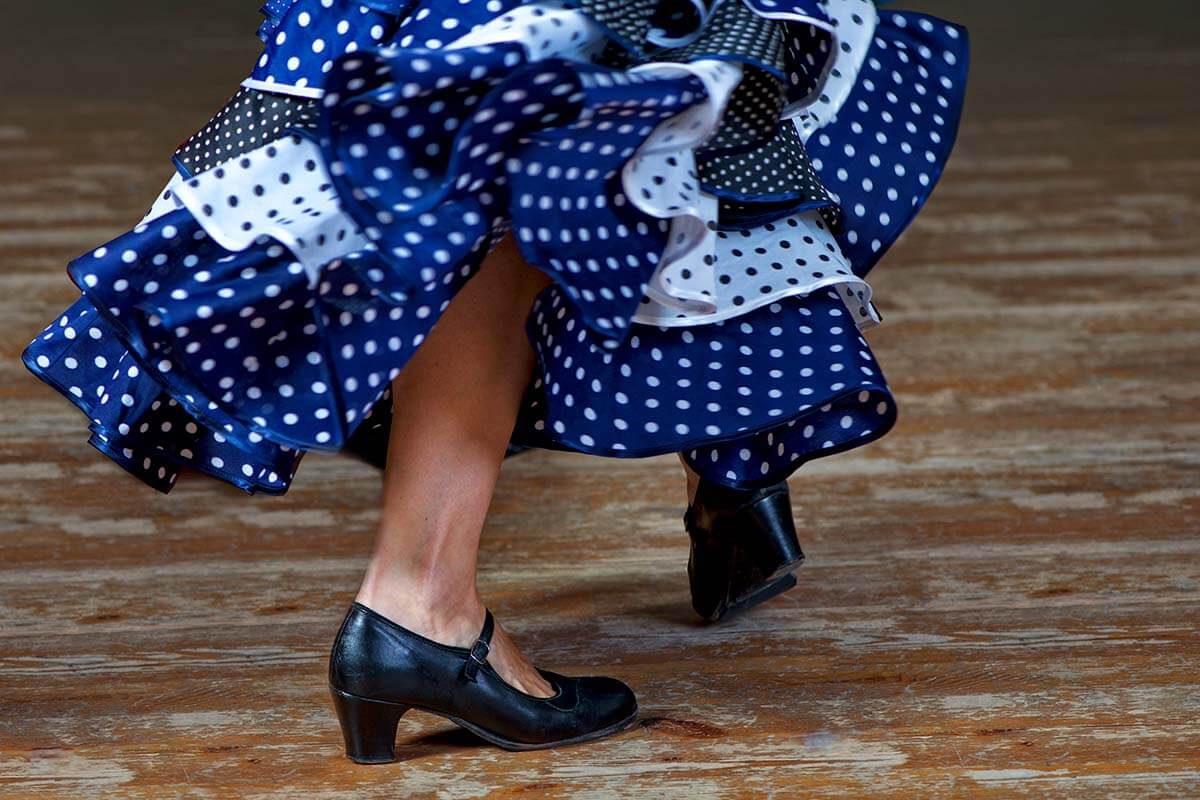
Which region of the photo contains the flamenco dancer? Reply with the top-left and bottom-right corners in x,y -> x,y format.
23,0 -> 967,760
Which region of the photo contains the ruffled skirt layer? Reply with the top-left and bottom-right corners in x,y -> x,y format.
23,0 -> 968,493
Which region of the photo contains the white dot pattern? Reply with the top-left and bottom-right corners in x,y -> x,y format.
806,9 -> 969,276
319,41 -> 710,339
743,0 -> 835,112
514,285 -> 896,487
701,66 -> 785,152
701,119 -> 840,228
22,295 -> 302,494
20,0 -> 968,495
663,0 -> 784,75
248,0 -> 411,96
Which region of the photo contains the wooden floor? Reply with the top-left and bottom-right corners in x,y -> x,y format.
2,1 -> 1198,797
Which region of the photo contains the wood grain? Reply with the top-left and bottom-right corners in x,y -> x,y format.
1,1 -> 1198,797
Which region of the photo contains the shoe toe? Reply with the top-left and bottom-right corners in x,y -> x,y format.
578,675 -> 638,729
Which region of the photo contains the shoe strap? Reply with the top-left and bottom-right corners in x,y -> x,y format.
460,608 -> 495,683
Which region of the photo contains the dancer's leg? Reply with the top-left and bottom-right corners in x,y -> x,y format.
355,234 -> 555,698
680,455 -> 701,505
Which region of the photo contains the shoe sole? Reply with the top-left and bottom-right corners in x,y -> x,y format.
448,705 -> 640,752
694,567 -> 803,624
726,570 -> 798,616
335,687 -> 640,762
713,552 -> 806,621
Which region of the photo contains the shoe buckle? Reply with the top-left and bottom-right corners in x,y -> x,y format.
462,638 -> 490,682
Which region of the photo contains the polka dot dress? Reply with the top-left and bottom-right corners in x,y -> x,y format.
23,0 -> 969,494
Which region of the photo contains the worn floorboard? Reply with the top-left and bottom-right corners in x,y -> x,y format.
1,1 -> 1198,797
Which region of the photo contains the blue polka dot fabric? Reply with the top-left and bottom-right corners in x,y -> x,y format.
809,8 -> 970,278
257,0 -> 301,44
318,46 -> 704,338
247,0 -> 414,96
514,284 -> 896,483
22,0 -> 968,494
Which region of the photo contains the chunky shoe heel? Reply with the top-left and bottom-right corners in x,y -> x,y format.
686,479 -> 805,622
733,485 -> 805,599
330,687 -> 412,764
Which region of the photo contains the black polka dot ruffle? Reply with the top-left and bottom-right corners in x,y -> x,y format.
655,0 -> 785,76
174,87 -> 318,177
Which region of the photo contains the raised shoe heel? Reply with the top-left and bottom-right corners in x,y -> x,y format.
743,526 -> 805,584
716,487 -> 805,610
330,686 -> 412,764
741,489 -> 805,578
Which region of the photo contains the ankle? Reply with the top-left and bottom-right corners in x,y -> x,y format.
356,573 -> 485,648
679,454 -> 701,505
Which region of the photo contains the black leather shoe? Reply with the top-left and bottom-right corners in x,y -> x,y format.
328,603 -> 638,763
685,479 -> 805,623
